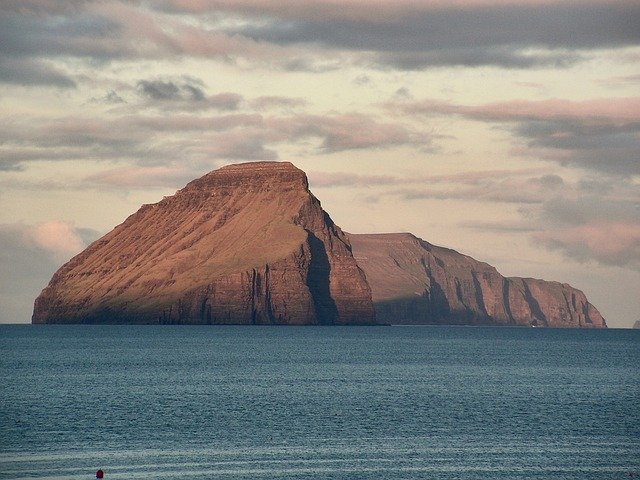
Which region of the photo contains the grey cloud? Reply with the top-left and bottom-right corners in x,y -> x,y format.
229,3 -> 640,69
4,1 -> 637,76
514,120 -> 640,175
353,75 -> 371,86
536,195 -> 639,227
271,113 -> 426,153
377,48 -> 582,70
88,90 -> 126,105
533,231 -> 640,270
213,136 -> 278,160
1,1 -> 95,15
250,96 -> 307,110
0,10 -> 125,60
523,184 -> 640,269
136,79 -> 244,111
138,80 -> 205,101
0,57 -> 76,88
0,110 -> 427,170
395,97 -> 640,176
282,57 -> 344,73
0,4 -> 291,78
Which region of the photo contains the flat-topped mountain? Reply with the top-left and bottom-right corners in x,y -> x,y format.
348,233 -> 606,328
33,161 -> 605,327
33,162 -> 374,324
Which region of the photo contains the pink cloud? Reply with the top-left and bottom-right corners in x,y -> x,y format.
397,97 -> 640,123
534,221 -> 640,269
269,113 -> 425,152
26,221 -> 86,262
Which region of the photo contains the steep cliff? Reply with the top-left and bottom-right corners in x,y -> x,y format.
348,233 -> 606,328
33,162 -> 374,324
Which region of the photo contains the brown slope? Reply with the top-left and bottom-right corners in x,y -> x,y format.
348,232 -> 606,328
33,162 -> 374,325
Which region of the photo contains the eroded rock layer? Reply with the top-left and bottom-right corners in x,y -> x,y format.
33,162 -> 375,324
348,233 -> 606,328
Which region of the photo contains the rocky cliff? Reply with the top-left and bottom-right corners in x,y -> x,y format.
33,162 -> 605,328
348,233 -> 606,328
33,162 -> 375,324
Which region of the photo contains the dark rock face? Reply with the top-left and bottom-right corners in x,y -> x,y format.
348,233 -> 606,328
33,162 -> 375,325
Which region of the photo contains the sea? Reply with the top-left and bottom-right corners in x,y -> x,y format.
0,325 -> 638,480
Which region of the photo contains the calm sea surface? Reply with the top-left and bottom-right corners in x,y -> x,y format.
1,325 -> 638,480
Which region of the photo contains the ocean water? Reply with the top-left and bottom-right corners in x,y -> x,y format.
0,325 -> 638,480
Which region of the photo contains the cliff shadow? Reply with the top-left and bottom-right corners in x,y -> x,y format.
306,231 -> 339,325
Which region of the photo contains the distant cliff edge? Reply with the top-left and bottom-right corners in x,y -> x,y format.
33,161 -> 605,327
348,233 -> 605,328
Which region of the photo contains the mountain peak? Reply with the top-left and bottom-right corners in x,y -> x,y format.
33,161 -> 373,325
182,161 -> 309,194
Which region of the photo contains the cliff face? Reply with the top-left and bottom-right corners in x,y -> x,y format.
348,233 -> 606,328
33,162 -> 374,325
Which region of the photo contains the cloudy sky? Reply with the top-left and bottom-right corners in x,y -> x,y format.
1,0 -> 638,327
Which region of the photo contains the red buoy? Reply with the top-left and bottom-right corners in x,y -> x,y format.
96,469 -> 104,479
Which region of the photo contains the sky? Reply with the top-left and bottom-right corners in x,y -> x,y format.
0,0 -> 638,327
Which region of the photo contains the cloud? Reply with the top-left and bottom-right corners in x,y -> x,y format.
309,167 -> 551,190
534,221 -> 640,269
0,57 -> 76,88
376,49 -> 582,70
217,1 -> 640,69
88,90 -> 126,104
86,165 -> 203,189
2,0 -> 638,85
28,221 -> 88,262
250,96 -> 307,111
159,0 -> 639,24
395,97 -> 640,122
308,171 -> 401,188
597,73 -> 640,88
0,111 -> 428,170
491,181 -> 640,270
136,79 -> 243,110
393,97 -> 640,175
138,79 -> 204,101
0,221 -> 99,323
269,113 -> 427,152
357,166 -> 639,271
0,2 -> 289,81
461,221 -> 537,233
207,92 -> 244,110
